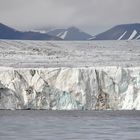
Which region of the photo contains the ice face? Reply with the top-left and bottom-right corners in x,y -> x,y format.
0,67 -> 140,110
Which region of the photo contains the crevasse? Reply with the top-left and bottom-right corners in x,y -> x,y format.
0,67 -> 140,110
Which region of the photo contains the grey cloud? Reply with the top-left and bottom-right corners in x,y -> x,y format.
0,0 -> 139,34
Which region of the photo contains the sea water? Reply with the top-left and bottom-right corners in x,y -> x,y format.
0,110 -> 140,140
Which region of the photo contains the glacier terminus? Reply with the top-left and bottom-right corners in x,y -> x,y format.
1,67 -> 140,110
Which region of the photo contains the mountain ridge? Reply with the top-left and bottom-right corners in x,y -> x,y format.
0,23 -> 140,40
0,23 -> 61,40
92,23 -> 140,40
45,26 -> 93,40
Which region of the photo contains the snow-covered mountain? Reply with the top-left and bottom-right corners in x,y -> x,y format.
46,27 -> 92,40
92,23 -> 140,40
0,23 -> 61,40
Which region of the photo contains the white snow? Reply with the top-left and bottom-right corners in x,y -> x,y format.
39,30 -> 47,34
128,30 -> 137,40
117,31 -> 127,40
30,30 -> 46,34
60,31 -> 68,39
57,31 -> 68,39
56,32 -> 63,37
88,36 -> 96,40
56,30 -> 68,39
136,35 -> 140,40
0,40 -> 140,68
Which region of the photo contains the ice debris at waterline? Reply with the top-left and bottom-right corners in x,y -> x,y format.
0,67 -> 140,110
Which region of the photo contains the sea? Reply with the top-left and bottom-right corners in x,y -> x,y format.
0,110 -> 140,140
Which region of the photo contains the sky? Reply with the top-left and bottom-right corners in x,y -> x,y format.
0,0 -> 140,35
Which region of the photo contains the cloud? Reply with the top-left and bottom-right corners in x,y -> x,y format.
0,0 -> 139,34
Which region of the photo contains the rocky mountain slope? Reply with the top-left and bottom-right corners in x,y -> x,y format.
0,23 -> 60,40
92,23 -> 140,40
46,27 -> 92,40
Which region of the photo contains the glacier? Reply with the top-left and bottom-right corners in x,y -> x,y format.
1,67 -> 140,110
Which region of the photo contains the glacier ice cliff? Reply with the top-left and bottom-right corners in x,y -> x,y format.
0,67 -> 140,110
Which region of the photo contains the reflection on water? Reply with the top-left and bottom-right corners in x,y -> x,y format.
0,110 -> 140,140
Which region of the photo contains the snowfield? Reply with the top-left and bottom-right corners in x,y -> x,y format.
0,40 -> 140,68
0,40 -> 140,110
